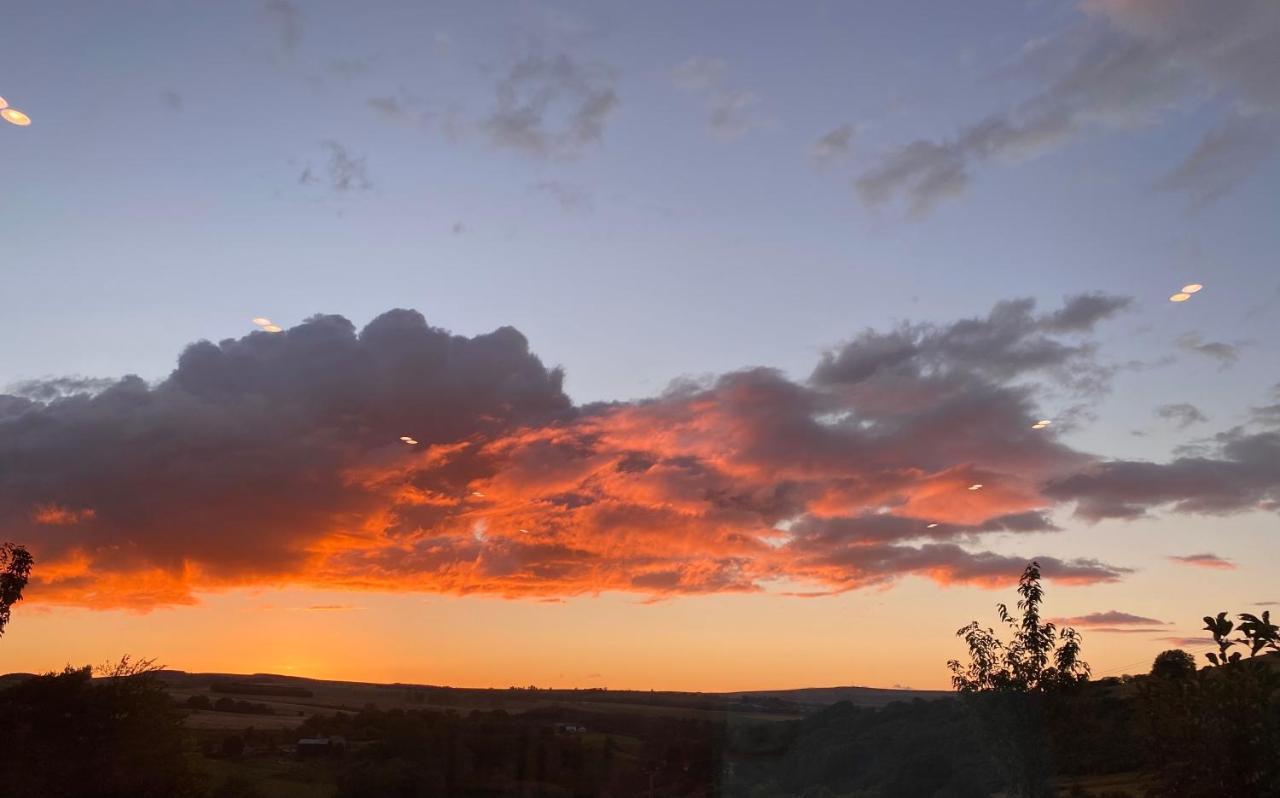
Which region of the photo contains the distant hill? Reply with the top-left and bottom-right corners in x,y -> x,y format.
140,669 -> 948,726
729,685 -> 949,707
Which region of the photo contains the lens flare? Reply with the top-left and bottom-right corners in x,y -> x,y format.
1169,293 -> 1191,303
262,324 -> 283,333
967,483 -> 984,491
0,97 -> 7,110
1,108 -> 32,126
252,317 -> 273,327
1181,284 -> 1203,294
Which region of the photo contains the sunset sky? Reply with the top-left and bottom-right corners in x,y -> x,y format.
1,0 -> 1278,691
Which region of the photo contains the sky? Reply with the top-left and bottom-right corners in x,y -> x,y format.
1,0 -> 1278,691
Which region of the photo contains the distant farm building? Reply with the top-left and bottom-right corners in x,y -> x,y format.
295,736 -> 346,757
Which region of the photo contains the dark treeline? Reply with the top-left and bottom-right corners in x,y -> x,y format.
3,654 -> 1277,797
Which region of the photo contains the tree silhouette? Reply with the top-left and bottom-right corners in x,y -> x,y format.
946,561 -> 1090,798
0,542 -> 33,639
1150,649 -> 1196,680
948,561 -> 1090,693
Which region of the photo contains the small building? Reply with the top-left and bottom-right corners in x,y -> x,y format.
295,736 -> 346,758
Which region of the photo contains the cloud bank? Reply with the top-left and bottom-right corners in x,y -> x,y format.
4,294 -> 1272,610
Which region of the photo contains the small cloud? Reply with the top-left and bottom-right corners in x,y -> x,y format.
451,222 -> 464,235
299,141 -> 372,193
1169,553 -> 1235,570
1054,610 -> 1167,627
530,180 -> 593,212
328,59 -> 371,79
1176,333 -> 1241,368
303,604 -> 364,611
159,90 -> 183,111
263,0 -> 302,53
367,96 -> 406,119
671,57 -> 763,138
485,53 -> 618,159
1156,636 -> 1215,647
1156,402 -> 1208,429
366,94 -> 432,129
812,124 -> 856,166
31,504 -> 96,526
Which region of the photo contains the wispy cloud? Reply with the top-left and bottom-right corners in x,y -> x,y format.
671,57 -> 763,138
486,53 -> 618,159
1169,553 -> 1235,570
1176,333 -> 1242,368
530,180 -> 593,212
262,0 -> 302,53
1053,610 -> 1167,627
1156,402 -> 1208,429
299,141 -> 372,193
855,1 -> 1280,215
812,124 -> 856,166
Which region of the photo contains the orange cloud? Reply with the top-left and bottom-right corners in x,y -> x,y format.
30,504 -> 96,525
2,301 -> 1143,609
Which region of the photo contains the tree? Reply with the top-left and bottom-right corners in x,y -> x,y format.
0,660 -> 202,797
0,542 -> 33,638
1137,610 -> 1280,796
946,561 -> 1090,798
1150,649 -> 1196,680
948,561 -> 1090,693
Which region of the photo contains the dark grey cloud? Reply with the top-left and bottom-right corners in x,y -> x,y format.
671,57 -> 762,138
856,1 -> 1280,215
6,377 -> 117,402
1,310 -> 570,603
1156,402 -> 1208,429
812,293 -> 1130,393
299,141 -> 372,193
1045,425 -> 1280,520
783,541 -> 1129,591
486,53 -> 618,159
